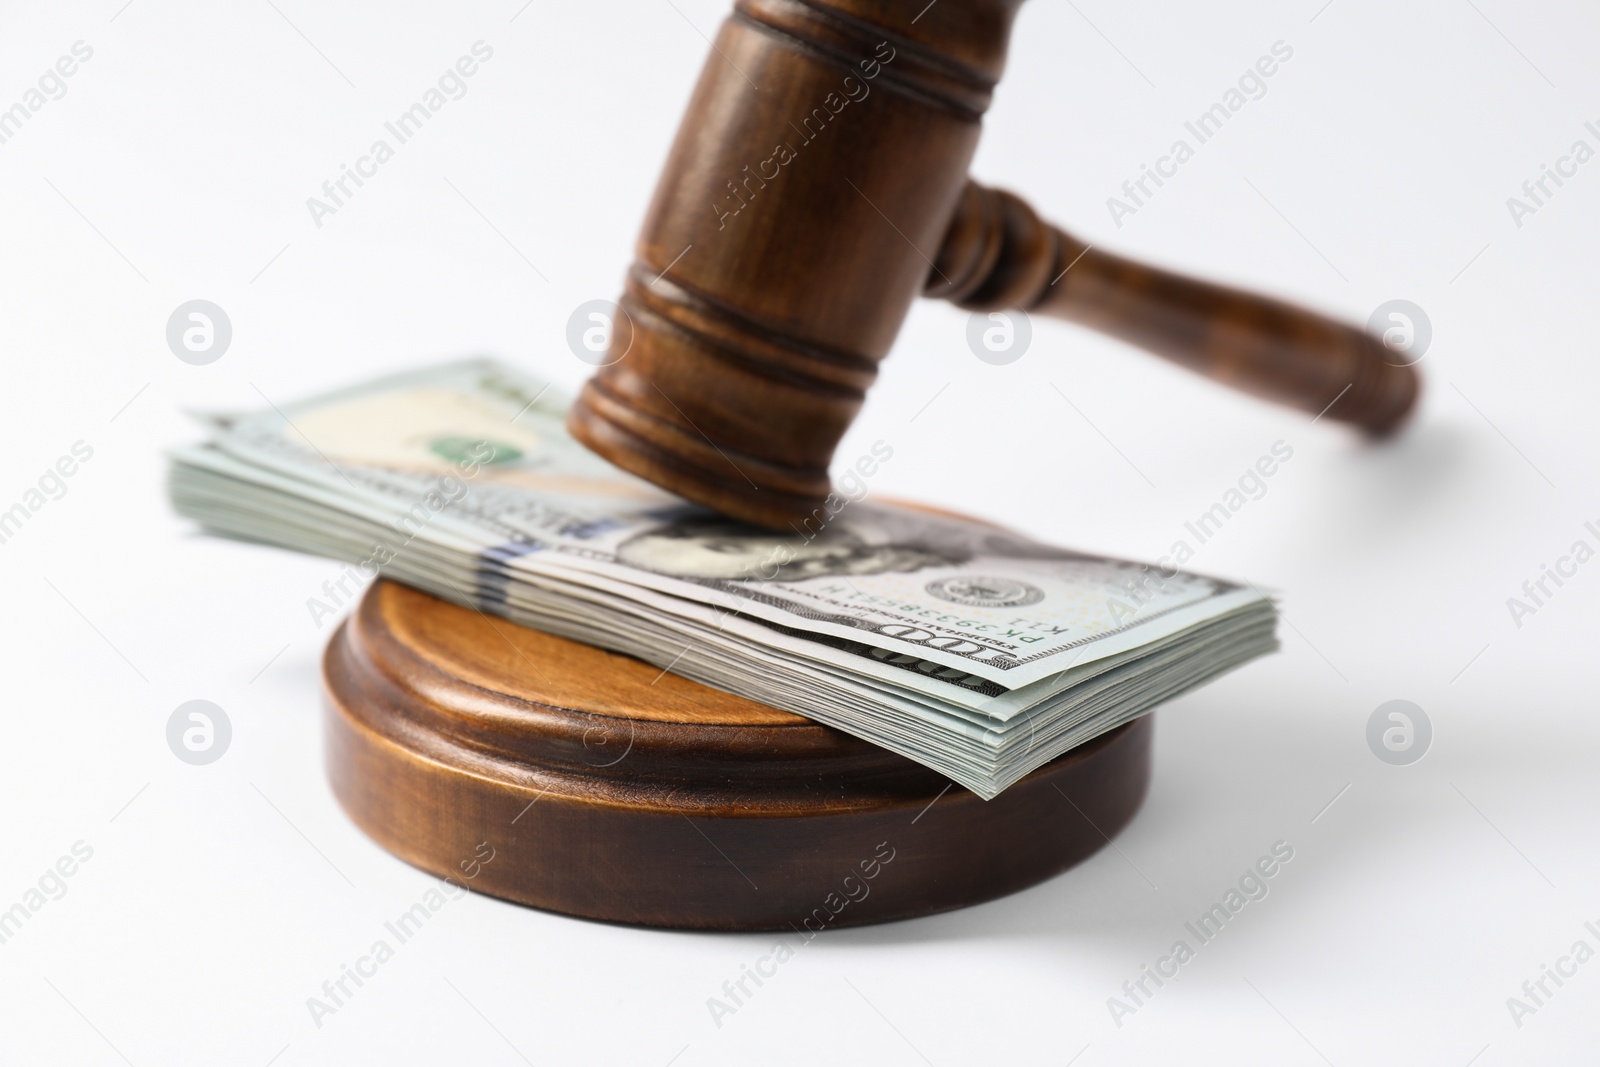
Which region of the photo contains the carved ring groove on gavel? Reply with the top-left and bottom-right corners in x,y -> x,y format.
567,0 -> 1420,530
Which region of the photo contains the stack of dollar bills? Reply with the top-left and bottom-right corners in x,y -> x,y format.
168,360 -> 1277,799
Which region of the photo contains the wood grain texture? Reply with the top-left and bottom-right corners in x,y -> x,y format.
324,579 -> 1151,930
568,0 -> 1022,530
930,181 -> 1419,434
566,0 -> 1419,530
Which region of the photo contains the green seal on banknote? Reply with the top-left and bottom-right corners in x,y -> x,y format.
428,436 -> 523,465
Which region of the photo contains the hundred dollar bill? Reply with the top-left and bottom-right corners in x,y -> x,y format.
168,359 -> 1277,797
188,360 -> 1266,687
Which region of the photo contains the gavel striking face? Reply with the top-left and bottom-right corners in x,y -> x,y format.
567,0 -> 1419,530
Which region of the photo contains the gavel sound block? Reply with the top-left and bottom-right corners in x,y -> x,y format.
568,0 -> 1420,530
325,580 -> 1150,929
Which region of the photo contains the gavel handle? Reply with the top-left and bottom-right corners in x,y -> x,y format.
926,182 -> 1419,435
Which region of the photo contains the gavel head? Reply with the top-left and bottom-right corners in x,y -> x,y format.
567,0 -> 1027,530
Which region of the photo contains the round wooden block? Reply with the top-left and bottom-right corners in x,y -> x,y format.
324,579 -> 1151,931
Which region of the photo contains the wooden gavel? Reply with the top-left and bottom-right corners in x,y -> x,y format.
568,0 -> 1419,530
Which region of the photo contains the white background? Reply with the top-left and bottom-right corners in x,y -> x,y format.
1,0 -> 1596,1063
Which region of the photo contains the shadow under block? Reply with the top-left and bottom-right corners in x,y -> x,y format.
324,579 -> 1152,931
